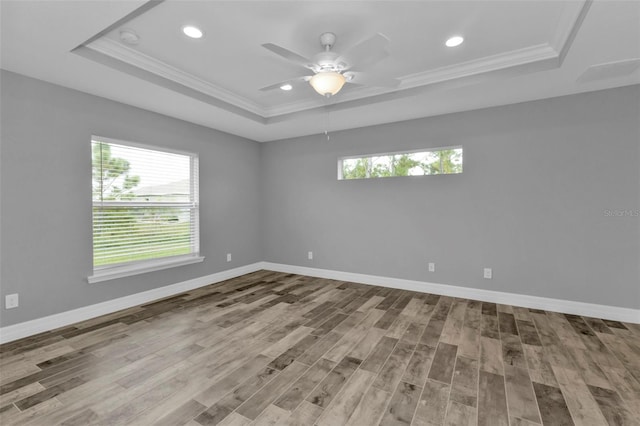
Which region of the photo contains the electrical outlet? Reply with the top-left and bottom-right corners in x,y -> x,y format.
5,294 -> 19,309
428,262 -> 435,272
226,253 -> 232,262
308,251 -> 313,260
484,268 -> 492,279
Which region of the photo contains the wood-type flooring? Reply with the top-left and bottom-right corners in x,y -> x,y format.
1,270 -> 639,425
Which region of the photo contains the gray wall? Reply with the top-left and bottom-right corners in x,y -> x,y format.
1,70 -> 638,329
261,86 -> 640,309
0,70 -> 262,327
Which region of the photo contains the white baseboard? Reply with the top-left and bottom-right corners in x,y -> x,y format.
262,262 -> 640,324
2,261 -> 638,344
0,262 -> 264,344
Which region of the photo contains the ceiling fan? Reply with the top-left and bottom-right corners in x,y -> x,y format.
260,32 -> 400,97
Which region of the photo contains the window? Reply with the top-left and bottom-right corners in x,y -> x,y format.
338,146 -> 463,180
89,137 -> 202,283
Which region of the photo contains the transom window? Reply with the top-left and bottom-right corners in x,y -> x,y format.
89,136 -> 201,282
338,146 -> 463,180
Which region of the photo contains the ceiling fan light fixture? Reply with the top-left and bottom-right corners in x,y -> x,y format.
309,71 -> 346,97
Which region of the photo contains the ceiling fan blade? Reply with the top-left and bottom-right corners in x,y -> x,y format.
347,50 -> 390,71
259,76 -> 311,92
338,33 -> 390,69
347,72 -> 400,88
262,43 -> 314,69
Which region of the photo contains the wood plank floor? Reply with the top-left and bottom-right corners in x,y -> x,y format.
1,270 -> 639,425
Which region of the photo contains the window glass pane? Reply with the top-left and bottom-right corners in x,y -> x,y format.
93,207 -> 193,267
92,138 -> 198,270
92,141 -> 192,203
339,147 -> 463,180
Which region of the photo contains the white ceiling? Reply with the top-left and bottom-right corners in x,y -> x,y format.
2,1 -> 639,142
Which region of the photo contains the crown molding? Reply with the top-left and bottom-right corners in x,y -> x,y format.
401,43 -> 557,88
86,37 -> 266,116
552,0 -> 592,63
263,44 -> 559,118
80,0 -> 590,121
264,1 -> 590,117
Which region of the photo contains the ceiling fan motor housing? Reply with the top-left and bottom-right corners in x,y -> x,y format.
314,33 -> 347,73
319,32 -> 336,49
314,51 -> 342,72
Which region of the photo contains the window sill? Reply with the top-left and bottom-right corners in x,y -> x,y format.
88,255 -> 205,284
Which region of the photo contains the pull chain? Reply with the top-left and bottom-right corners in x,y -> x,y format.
323,95 -> 332,142
325,107 -> 330,141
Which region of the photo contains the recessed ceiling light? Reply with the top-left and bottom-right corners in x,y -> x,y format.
280,84 -> 293,91
445,36 -> 464,47
182,25 -> 203,39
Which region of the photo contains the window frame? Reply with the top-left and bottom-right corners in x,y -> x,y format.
337,145 -> 463,180
88,136 -> 203,284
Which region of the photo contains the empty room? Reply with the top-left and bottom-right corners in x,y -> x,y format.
1,1 -> 639,425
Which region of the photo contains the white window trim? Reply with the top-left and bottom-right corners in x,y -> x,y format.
92,136 -> 197,157
88,255 -> 205,284
339,145 -> 462,161
89,136 -> 201,283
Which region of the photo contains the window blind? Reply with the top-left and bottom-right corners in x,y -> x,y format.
91,137 -> 199,270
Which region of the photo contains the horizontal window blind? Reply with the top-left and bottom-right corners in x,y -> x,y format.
92,137 -> 199,270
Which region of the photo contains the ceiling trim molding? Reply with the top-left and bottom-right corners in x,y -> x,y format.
75,0 -> 591,122
73,45 -> 266,124
266,0 -> 591,117
265,53 -> 563,125
76,0 -> 165,48
553,0 -> 593,65
400,44 -> 557,88
263,43 -> 560,118
85,38 -> 266,116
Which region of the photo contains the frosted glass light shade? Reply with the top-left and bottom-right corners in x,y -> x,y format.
309,72 -> 346,96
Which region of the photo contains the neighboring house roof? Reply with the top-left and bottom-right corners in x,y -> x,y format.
132,179 -> 190,196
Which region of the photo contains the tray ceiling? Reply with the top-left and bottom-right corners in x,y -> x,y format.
2,1 -> 639,142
